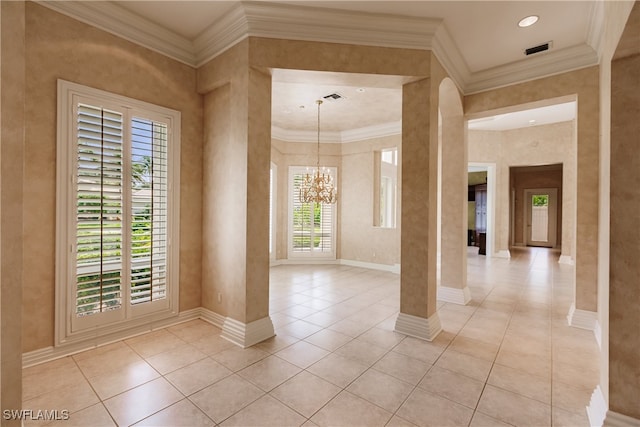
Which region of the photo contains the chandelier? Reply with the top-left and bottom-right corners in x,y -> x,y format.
299,100 -> 338,204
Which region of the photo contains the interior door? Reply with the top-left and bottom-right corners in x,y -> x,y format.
525,188 -> 558,247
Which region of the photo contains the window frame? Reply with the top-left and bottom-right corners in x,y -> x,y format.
55,80 -> 181,347
287,166 -> 337,260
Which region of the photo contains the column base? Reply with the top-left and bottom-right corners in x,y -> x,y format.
437,285 -> 471,305
394,312 -> 442,342
558,255 -> 575,265
587,385 -> 608,427
221,316 -> 275,348
494,250 -> 511,259
567,303 -> 598,330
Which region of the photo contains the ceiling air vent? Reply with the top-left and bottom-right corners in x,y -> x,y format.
323,93 -> 345,101
525,41 -> 552,56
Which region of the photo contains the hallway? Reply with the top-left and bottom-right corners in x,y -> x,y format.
22,248 -> 600,426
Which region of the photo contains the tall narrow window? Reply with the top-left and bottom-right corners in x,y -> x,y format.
374,148 -> 398,228
56,80 -> 180,345
289,166 -> 336,259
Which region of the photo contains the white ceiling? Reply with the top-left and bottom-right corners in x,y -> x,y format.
468,101 -> 577,131
53,1 -> 597,136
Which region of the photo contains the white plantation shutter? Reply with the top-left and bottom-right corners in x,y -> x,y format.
130,118 -> 168,305
75,104 -> 123,316
57,80 -> 180,343
289,167 -> 336,259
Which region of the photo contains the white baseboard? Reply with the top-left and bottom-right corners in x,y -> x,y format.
437,285 -> 471,305
494,250 -> 511,259
594,320 -> 602,350
23,308 -> 201,368
559,255 -> 575,265
394,312 -> 442,342
339,259 -> 400,274
588,385 -> 608,427
199,306 -> 226,329
604,411 -> 640,427
567,303 -> 598,330
221,316 -> 275,348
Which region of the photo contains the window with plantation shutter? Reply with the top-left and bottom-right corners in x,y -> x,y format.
288,166 -> 336,259
56,80 -> 180,345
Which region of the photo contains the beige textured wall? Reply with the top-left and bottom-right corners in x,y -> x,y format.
468,121 -> 576,259
609,12 -> 640,418
1,1 -> 25,419
200,41 -> 272,324
23,3 -> 203,352
465,67 -> 599,312
340,136 -> 401,266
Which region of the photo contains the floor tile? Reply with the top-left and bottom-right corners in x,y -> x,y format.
189,374 -> 264,424
24,381 -> 100,418
237,355 -> 301,391
165,357 -> 232,395
552,380 -> 594,415
418,366 -> 485,409
552,406 -> 590,427
275,341 -> 329,368
304,329 -> 352,351
307,353 -> 369,388
133,399 -> 214,426
103,377 -> 183,426
167,320 -> 220,343
43,403 -> 115,427
448,335 -> 499,362
190,334 -> 237,355
346,369 -> 413,412
146,344 -> 208,375
488,363 -> 551,404
125,329 -> 187,359
87,360 -> 160,400
23,357 -> 87,401
393,337 -> 445,364
468,411 -> 513,427
477,384 -> 551,426
396,387 -> 474,427
74,343 -> 144,378
220,395 -> 306,427
253,334 -> 299,354
434,349 -> 493,382
357,327 -> 405,350
310,391 -> 392,427
212,346 -> 269,371
334,338 -> 388,366
372,351 -> 431,385
270,371 -> 341,418
278,319 -> 323,339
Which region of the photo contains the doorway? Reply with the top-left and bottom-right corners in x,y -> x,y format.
524,188 -> 558,247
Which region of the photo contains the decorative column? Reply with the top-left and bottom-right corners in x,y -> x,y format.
395,78 -> 442,341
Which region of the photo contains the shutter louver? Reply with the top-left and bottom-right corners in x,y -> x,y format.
130,118 -> 168,305
75,104 -> 123,317
292,173 -> 312,253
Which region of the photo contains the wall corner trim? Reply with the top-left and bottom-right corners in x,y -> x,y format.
394,312 -> 442,342
221,316 -> 275,348
567,303 -> 598,330
437,285 -> 471,305
588,385 -> 608,427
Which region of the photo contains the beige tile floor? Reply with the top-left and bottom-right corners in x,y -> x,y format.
22,247 -> 600,426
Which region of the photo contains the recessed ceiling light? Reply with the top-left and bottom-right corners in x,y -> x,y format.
356,88 -> 366,93
518,15 -> 539,28
529,119 -> 537,125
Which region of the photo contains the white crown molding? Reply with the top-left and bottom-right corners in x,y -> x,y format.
242,1 -> 440,49
194,3 -> 249,67
272,121 -> 401,144
465,44 -> 599,94
38,0 -> 605,96
437,285 -> 472,305
587,0 -> 606,61
36,0 -> 196,66
395,312 -> 442,342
